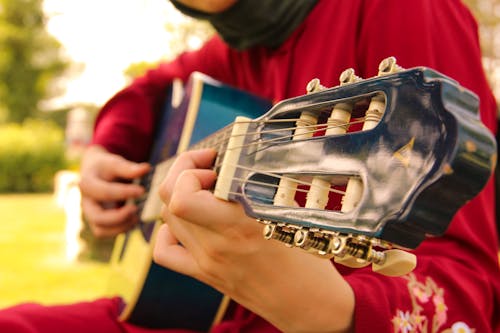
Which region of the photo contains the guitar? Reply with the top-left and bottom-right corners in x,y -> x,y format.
109,57 -> 496,330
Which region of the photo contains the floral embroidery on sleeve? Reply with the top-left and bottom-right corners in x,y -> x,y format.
391,273 -> 475,333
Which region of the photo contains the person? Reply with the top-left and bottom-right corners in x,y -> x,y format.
1,0 -> 499,332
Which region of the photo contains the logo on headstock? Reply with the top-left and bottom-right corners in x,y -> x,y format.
393,137 -> 415,168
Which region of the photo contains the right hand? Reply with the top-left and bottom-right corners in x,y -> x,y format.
153,149 -> 355,333
79,145 -> 151,238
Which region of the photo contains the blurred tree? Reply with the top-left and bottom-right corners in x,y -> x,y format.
0,0 -> 69,123
124,61 -> 160,81
463,0 -> 500,55
163,16 -> 214,60
124,14 -> 214,81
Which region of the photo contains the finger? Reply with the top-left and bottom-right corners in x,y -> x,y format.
98,154 -> 151,181
168,169 -> 246,230
79,176 -> 145,202
81,197 -> 138,237
82,146 -> 151,181
159,201 -> 217,259
153,223 -> 199,277
89,221 -> 137,238
82,197 -> 138,226
168,168 -> 217,215
159,148 -> 217,204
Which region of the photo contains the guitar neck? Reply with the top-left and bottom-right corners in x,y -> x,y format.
141,124 -> 235,222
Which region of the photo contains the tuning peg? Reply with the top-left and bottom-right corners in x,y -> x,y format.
339,68 -> 361,85
306,78 -> 327,94
378,56 -> 403,75
371,249 -> 417,277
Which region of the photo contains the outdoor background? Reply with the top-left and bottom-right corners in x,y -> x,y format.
0,0 -> 498,309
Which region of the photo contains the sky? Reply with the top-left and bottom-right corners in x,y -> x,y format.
43,0 -> 185,108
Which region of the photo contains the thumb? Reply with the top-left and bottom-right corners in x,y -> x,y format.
153,223 -> 199,277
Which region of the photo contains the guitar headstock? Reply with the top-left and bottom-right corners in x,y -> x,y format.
213,57 -> 497,276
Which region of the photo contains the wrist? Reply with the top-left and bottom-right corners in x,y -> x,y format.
231,244 -> 355,333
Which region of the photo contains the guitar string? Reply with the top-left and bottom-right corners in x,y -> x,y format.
204,117 -> 357,202
190,119 -> 364,163
148,164 -> 347,198
145,116 -> 364,182
218,164 -> 346,195
139,155 -> 349,209
202,117 -> 365,154
190,116 -> 361,150
140,168 -> 347,211
139,116 -> 365,206
147,116 -> 364,183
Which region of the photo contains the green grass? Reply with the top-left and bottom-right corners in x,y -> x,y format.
0,193 -> 113,309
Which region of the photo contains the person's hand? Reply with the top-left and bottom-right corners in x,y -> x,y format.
153,149 -> 355,333
79,145 -> 151,238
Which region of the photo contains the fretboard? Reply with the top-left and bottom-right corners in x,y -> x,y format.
140,123 -> 235,222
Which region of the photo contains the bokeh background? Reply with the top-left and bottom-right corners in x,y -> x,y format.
0,0 -> 497,308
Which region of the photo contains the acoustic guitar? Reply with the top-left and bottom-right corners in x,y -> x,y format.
108,57 -> 496,330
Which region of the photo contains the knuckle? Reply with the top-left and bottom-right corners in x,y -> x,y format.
168,192 -> 188,217
197,253 -> 217,274
152,245 -> 164,265
177,151 -> 190,161
200,245 -> 225,267
159,204 -> 170,223
78,179 -> 89,194
158,181 -> 170,203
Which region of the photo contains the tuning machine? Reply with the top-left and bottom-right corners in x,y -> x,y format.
260,220 -> 416,277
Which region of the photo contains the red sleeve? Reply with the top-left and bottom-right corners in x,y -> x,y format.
91,36 -> 234,162
345,1 -> 500,332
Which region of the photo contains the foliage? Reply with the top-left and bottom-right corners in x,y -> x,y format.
163,16 -> 214,60
0,0 -> 69,123
462,0 -> 500,103
463,0 -> 500,58
124,61 -> 161,81
0,119 -> 67,192
124,15 -> 214,80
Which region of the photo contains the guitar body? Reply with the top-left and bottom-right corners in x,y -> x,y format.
108,72 -> 271,330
